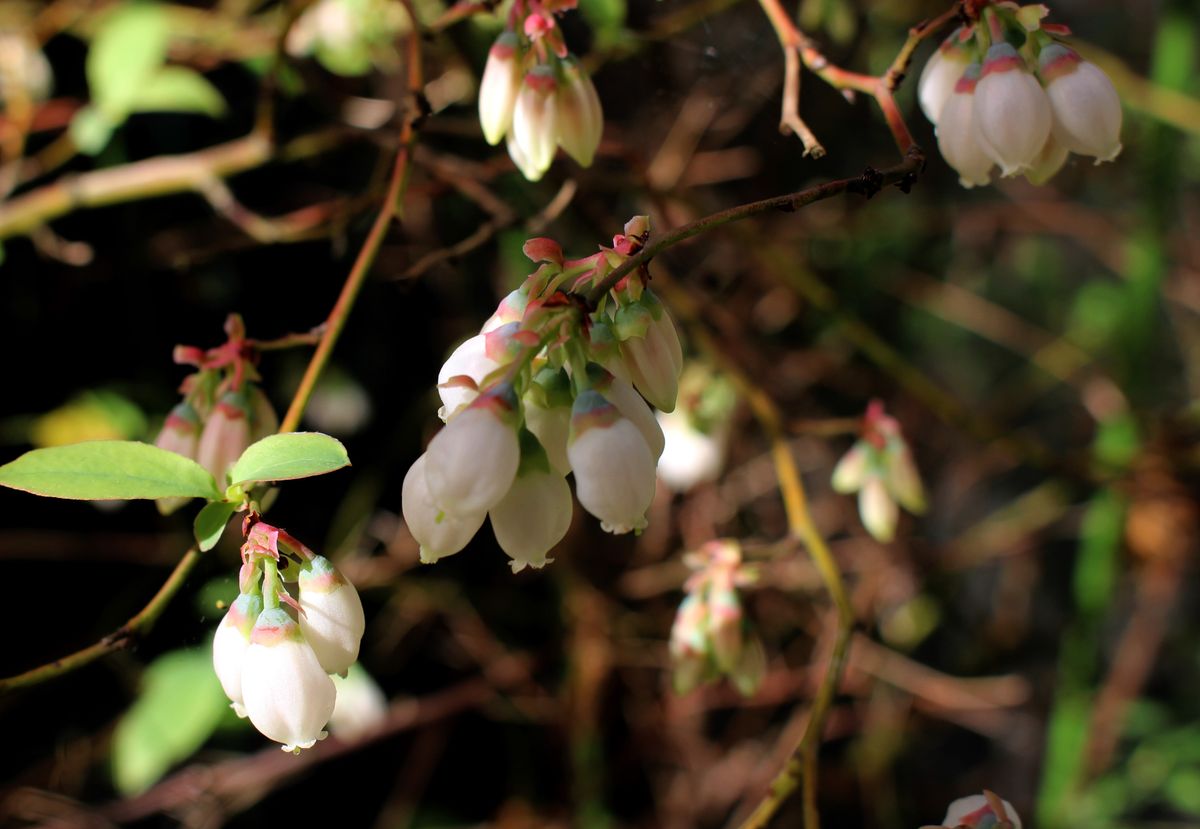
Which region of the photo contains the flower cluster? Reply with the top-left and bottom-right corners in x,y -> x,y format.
669,540 -> 764,696
153,314 -> 277,510
478,0 -> 603,181
212,518 -> 366,752
402,216 -> 683,572
924,792 -> 1022,829
919,3 -> 1121,188
831,400 -> 926,543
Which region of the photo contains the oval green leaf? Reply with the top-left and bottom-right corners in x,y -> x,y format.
229,432 -> 350,487
194,500 -> 237,552
0,441 -> 221,501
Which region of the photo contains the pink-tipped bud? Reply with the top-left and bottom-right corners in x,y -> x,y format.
298,555 -> 366,677
401,452 -> 486,564
942,793 -> 1022,828
556,57 -> 603,167
481,288 -> 530,334
424,386 -> 521,517
510,65 -> 559,181
212,592 -> 263,717
1039,43 -> 1122,164
918,28 -> 971,125
973,43 -> 1052,176
195,390 -> 253,487
567,390 -> 656,534
479,32 -> 522,146
936,64 -> 994,188
155,401 -> 202,459
240,607 -> 336,752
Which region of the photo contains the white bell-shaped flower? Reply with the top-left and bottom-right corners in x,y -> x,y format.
490,458 -> 572,573
523,397 -> 572,475
918,29 -> 971,125
973,43 -> 1051,176
936,64 -> 994,188
402,452 -> 486,563
556,57 -> 604,167
619,297 -> 683,413
510,65 -> 559,180
424,386 -> 521,516
437,324 -> 518,422
212,592 -> 263,717
942,793 -> 1022,828
1024,132 -> 1069,185
595,371 -> 665,459
298,555 -> 366,676
656,408 -> 725,492
567,390 -> 656,534
1039,43 -> 1122,163
329,665 -> 388,740
478,32 -> 522,146
240,607 -> 337,752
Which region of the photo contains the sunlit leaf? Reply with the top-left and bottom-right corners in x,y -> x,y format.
229,432 -> 350,487
0,441 -> 220,501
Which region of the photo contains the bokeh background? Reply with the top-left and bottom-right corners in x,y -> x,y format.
1,0 -> 1198,827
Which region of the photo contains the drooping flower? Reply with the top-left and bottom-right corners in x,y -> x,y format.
298,555 -> 366,676
424,386 -> 521,516
591,369 -> 665,459
212,592 -> 263,717
567,389 -> 656,534
556,56 -> 604,166
973,43 -> 1052,176
919,29 -> 971,125
489,432 -> 572,572
240,607 -> 337,753
195,390 -> 253,487
617,292 -> 684,413
510,65 -> 559,181
401,452 -> 487,564
436,330 -> 508,422
478,32 -> 523,146
936,64 -> 994,188
1039,43 -> 1122,163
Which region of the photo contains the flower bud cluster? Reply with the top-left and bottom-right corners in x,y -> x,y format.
831,400 -> 926,543
919,4 -> 1121,188
927,791 -> 1021,829
478,1 -> 603,181
152,315 -> 278,509
668,540 -> 764,696
402,216 -> 684,572
212,518 -> 366,752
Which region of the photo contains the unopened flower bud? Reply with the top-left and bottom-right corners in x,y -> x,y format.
936,64 -> 994,188
1039,43 -> 1122,164
240,607 -> 336,752
437,330 -> 511,422
212,592 -> 263,717
618,293 -> 683,413
424,387 -> 521,516
489,432 -> 572,572
942,793 -> 1022,829
556,56 -> 603,167
919,29 -> 971,125
329,665 -> 388,740
195,390 -> 253,487
973,43 -> 1051,176
510,65 -> 559,180
402,452 -> 486,563
478,32 -> 522,146
155,401 -> 205,515
567,390 -> 656,534
481,288 -> 529,333
298,555 -> 366,676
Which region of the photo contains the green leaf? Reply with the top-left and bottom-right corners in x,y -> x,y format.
130,66 -> 226,117
0,441 -> 220,501
194,500 -> 237,552
112,648 -> 229,795
87,4 -> 172,120
229,432 -> 350,487
69,105 -> 115,156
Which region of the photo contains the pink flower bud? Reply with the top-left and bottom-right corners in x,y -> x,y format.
298,555 -> 366,676
556,57 -> 603,167
240,607 -> 336,752
973,43 -> 1051,176
481,288 -> 529,333
155,401 -> 202,459
425,388 -> 521,516
942,793 -> 1022,828
936,64 -> 994,188
212,592 -> 263,717
1023,131 -> 1069,185
511,66 -> 559,180
918,29 -> 971,125
489,452 -> 572,572
402,452 -> 486,563
479,32 -> 522,146
1039,43 -> 1122,163
859,475 -> 898,543
618,295 -> 683,413
567,390 -> 656,534
195,390 -> 253,487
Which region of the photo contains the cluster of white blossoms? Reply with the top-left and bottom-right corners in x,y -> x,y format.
919,3 -> 1121,188
403,217 -> 683,572
831,400 -> 926,543
924,792 -> 1022,829
669,540 -> 765,696
478,1 -> 603,181
212,520 -> 366,752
